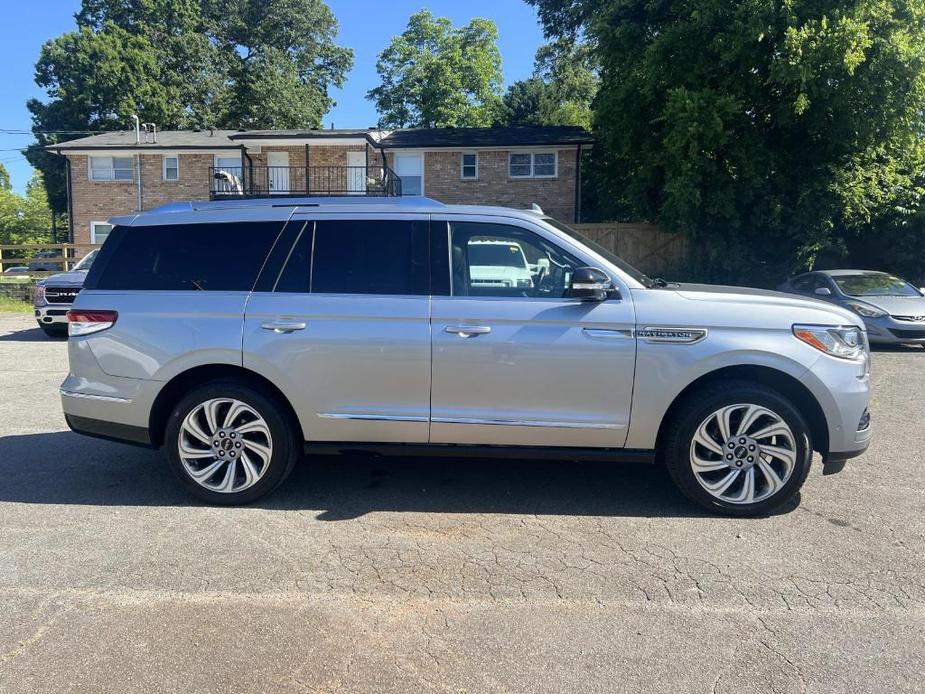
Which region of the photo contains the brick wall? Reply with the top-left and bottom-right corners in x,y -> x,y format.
418,148 -> 579,222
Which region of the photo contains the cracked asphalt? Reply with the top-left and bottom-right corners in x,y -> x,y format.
0,312 -> 922,693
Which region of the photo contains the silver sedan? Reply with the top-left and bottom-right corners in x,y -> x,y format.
779,269 -> 925,345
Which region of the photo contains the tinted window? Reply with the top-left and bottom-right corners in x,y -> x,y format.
310,220 -> 428,295
449,222 -> 581,298
274,222 -> 313,293
94,222 -> 282,291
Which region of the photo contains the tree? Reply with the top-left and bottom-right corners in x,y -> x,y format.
0,173 -> 61,246
0,164 -> 10,192
367,10 -> 503,128
528,0 -> 925,284
26,0 -> 353,214
499,38 -> 597,128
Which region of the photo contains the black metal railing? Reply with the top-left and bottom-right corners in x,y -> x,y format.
209,165 -> 402,199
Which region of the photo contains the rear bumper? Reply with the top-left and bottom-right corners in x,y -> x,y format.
65,413 -> 153,447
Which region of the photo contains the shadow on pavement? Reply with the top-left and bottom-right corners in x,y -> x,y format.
0,325 -> 64,342
0,430 -> 800,519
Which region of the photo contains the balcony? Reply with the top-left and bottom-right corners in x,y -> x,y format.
209,165 -> 402,199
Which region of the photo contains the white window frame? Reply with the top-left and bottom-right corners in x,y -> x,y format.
88,155 -> 134,182
394,153 -> 424,196
89,221 -> 113,245
162,154 -> 180,181
508,151 -> 558,179
460,152 -> 479,180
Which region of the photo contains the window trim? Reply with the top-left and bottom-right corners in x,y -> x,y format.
88,155 -> 134,182
460,152 -> 479,180
89,221 -> 113,245
508,151 -> 558,179
162,154 -> 180,181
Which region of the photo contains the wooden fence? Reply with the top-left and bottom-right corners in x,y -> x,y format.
0,243 -> 99,278
571,223 -> 688,277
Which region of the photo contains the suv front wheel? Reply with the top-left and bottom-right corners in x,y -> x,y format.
663,381 -> 813,516
165,381 -> 300,504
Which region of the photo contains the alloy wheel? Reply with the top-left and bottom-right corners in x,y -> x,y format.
689,403 -> 797,505
177,398 -> 274,493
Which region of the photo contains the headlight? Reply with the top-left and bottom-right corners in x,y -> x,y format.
793,324 -> 864,359
34,282 -> 45,305
845,302 -> 885,318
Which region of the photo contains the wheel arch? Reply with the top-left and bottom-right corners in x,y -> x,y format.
148,364 -> 304,448
654,365 -> 829,458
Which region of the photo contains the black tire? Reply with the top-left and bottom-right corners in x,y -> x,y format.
40,324 -> 68,338
663,380 -> 812,517
164,380 -> 301,505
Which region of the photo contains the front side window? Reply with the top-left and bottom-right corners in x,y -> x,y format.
509,152 -> 557,178
90,222 -> 113,245
163,155 -> 179,181
89,156 -> 133,181
308,220 -> 428,295
461,153 -> 478,179
93,222 -> 282,291
449,222 -> 580,299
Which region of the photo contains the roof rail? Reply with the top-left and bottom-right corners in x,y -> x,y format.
146,196 -> 446,214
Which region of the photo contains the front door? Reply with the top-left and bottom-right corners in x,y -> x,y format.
267,152 -> 290,194
429,218 -> 637,448
243,216 -> 432,443
346,150 -> 366,194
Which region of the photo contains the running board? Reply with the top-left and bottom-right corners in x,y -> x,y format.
303,442 -> 655,463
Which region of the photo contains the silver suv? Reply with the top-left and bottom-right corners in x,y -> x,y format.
60,197 -> 871,515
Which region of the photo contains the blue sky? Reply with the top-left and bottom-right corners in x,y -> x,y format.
0,1 -> 545,193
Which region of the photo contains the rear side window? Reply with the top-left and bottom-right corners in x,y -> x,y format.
93,222 -> 282,291
305,220 -> 428,295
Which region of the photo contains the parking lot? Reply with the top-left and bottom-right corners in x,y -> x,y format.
0,311 -> 922,693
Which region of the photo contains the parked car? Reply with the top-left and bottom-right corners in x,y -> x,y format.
33,250 -> 99,336
60,198 -> 871,515
778,269 -> 925,345
467,239 -> 534,289
27,249 -> 64,272
3,266 -> 31,275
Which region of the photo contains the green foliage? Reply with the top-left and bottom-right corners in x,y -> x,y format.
27,0 -> 353,213
529,0 -> 925,285
0,173 -> 61,246
0,164 -> 10,192
367,10 -> 503,128
498,38 -> 598,128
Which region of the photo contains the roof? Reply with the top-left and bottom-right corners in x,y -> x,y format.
48,125 -> 592,152
49,129 -> 240,151
377,126 -> 594,149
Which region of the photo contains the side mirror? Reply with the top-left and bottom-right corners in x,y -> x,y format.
568,267 -> 618,301
814,287 -> 832,296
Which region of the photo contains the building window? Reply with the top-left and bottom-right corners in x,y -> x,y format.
163,155 -> 179,181
508,152 -> 558,179
90,222 -> 113,245
394,154 -> 423,196
461,153 -> 478,180
89,156 -> 133,181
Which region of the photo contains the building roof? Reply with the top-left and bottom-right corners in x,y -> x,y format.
48,125 -> 592,152
49,129 -> 241,151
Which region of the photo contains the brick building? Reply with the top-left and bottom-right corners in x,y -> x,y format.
48,126 -> 593,246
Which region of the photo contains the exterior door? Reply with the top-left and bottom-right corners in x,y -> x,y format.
346,150 -> 366,194
243,216 -> 432,443
429,219 -> 637,448
267,152 -> 289,194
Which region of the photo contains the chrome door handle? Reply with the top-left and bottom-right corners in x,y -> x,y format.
445,325 -> 491,338
261,320 -> 306,334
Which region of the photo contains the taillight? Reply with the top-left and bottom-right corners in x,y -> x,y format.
66,309 -> 118,336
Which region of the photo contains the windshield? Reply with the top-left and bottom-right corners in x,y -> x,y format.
833,273 -> 921,297
543,218 -> 651,285
468,243 -> 527,269
73,249 -> 99,271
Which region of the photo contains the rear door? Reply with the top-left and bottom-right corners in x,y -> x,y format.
243,214 -> 432,443
429,216 -> 637,448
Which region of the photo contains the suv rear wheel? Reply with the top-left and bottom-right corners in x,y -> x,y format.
165,381 -> 300,504
663,381 -> 812,516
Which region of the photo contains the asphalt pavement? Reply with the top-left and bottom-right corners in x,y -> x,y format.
0,312 -> 922,693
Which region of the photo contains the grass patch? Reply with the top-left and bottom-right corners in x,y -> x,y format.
0,296 -> 33,313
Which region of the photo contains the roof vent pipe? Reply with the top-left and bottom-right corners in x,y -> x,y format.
142,123 -> 157,144
131,115 -> 140,144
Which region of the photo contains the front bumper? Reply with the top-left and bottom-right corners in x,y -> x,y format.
35,304 -> 71,326
863,315 -> 925,344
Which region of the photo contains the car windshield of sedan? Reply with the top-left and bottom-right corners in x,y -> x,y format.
833,273 -> 921,297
